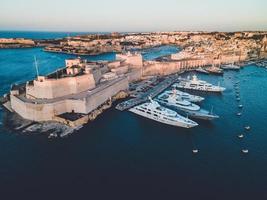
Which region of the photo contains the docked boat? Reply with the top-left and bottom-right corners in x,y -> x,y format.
156,90 -> 201,111
158,88 -> 204,104
206,66 -> 224,75
174,75 -> 226,93
177,108 -> 219,120
48,133 -> 58,139
221,63 -> 240,70
194,67 -> 209,74
156,90 -> 218,120
129,98 -> 198,128
168,88 -> 204,103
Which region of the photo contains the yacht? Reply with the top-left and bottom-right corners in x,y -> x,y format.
156,90 -> 219,120
174,75 -> 226,92
221,63 -> 240,70
206,66 -> 224,75
169,88 -> 204,103
156,90 -> 200,111
129,98 -> 198,128
195,67 -> 209,74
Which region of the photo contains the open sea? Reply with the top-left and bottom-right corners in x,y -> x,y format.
0,31 -> 267,199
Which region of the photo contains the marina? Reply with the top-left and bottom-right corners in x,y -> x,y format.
0,0 -> 267,196
0,31 -> 267,199
115,74 -> 179,111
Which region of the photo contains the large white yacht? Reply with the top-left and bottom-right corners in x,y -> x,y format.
167,88 -> 204,103
156,90 -> 219,120
129,98 -> 198,128
174,75 -> 226,92
156,90 -> 200,111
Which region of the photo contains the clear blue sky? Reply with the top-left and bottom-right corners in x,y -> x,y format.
0,0 -> 266,32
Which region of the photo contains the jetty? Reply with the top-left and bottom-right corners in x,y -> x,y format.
116,74 -> 179,111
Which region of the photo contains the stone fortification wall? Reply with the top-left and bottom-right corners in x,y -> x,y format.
26,74 -> 96,99
10,77 -> 129,122
85,78 -> 129,113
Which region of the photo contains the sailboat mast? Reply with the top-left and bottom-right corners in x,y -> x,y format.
34,56 -> 39,77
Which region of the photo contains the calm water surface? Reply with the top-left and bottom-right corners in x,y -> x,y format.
0,32 -> 266,199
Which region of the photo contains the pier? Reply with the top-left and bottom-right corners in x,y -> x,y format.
116,74 -> 179,111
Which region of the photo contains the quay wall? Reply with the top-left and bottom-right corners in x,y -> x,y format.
142,54 -> 249,76
143,59 -> 209,76
85,78 -> 129,113
10,95 -> 64,121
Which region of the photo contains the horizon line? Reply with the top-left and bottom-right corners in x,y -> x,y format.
0,29 -> 267,34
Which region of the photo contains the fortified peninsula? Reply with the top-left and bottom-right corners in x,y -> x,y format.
1,31 -> 267,136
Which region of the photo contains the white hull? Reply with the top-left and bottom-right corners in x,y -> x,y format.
221,64 -> 240,70
156,99 -> 200,111
169,89 -> 204,102
175,75 -> 225,93
175,85 -> 225,92
129,108 -> 197,128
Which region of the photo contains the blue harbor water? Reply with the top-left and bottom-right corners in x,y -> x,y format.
0,32 -> 267,199
0,31 -> 104,39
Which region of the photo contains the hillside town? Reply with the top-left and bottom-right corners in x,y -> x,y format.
42,31 -> 267,60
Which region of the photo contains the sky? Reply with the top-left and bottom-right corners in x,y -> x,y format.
0,0 -> 266,32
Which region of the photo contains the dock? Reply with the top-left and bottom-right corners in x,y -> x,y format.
116,74 -> 179,111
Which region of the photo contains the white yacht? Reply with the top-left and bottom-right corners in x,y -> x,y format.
156,90 -> 219,120
195,67 -> 209,74
156,90 -> 200,111
174,75 -> 226,93
169,88 -> 204,103
129,98 -> 198,128
221,63 -> 240,70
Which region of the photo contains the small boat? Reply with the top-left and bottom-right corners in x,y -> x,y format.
245,126 -> 251,130
238,105 -> 243,108
236,98 -> 241,101
237,112 -> 242,116
238,134 -> 244,138
221,64 -> 240,70
242,149 -> 249,154
206,66 -> 224,75
48,133 -> 58,139
192,149 -> 199,154
195,67 -> 209,74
